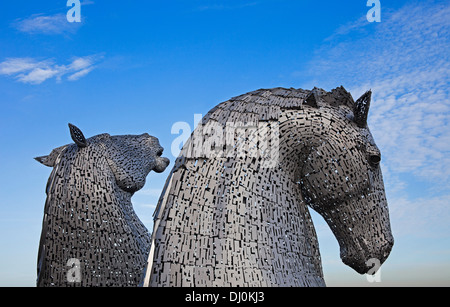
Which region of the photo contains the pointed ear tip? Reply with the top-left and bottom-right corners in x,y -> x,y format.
34,156 -> 49,165
68,123 -> 87,148
356,90 -> 372,102
68,123 -> 81,132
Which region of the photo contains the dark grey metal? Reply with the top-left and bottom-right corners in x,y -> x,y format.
35,125 -> 170,287
68,123 -> 87,148
143,86 -> 394,287
354,90 -> 372,128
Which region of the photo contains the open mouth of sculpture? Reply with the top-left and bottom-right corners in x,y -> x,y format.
154,149 -> 170,173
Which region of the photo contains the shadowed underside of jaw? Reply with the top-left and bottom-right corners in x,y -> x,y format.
322,193 -> 394,275
340,235 -> 394,275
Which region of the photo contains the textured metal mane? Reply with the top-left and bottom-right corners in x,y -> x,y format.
202,86 -> 356,123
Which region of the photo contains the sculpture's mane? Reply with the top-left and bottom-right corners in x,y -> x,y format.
45,136 -> 111,193
201,86 -> 355,125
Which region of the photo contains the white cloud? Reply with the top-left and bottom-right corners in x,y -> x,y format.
17,67 -> 60,84
67,67 -> 94,81
0,55 -> 101,84
68,57 -> 92,71
12,1 -> 95,35
0,58 -> 39,75
13,13 -> 81,35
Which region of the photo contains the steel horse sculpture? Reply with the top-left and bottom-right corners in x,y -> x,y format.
35,124 -> 170,287
143,86 -> 394,287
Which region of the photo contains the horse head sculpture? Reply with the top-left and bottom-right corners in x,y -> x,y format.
299,89 -> 393,274
143,86 -> 393,287
35,124 -> 169,286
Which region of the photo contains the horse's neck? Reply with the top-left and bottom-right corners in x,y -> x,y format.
149,108 -> 328,286
39,146 -> 151,287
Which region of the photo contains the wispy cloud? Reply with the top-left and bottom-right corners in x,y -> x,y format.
303,0 -> 450,187
0,55 -> 102,84
13,13 -> 81,35
12,1 -> 94,35
323,15 -> 370,42
389,194 -> 450,237
67,66 -> 94,81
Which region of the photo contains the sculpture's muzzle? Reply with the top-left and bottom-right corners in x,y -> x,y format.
327,189 -> 394,275
340,232 -> 394,274
154,156 -> 170,173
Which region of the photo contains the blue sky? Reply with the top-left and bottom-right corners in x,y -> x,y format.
0,0 -> 449,286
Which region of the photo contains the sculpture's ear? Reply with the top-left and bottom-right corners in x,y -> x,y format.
354,90 -> 372,128
69,123 -> 87,148
304,91 -> 319,108
34,155 -> 52,167
34,145 -> 67,167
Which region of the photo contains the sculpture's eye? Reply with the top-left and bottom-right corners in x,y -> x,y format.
369,154 -> 381,167
156,148 -> 163,157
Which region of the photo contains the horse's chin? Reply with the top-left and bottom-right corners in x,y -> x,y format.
340,240 -> 394,275
116,178 -> 146,193
341,256 -> 373,275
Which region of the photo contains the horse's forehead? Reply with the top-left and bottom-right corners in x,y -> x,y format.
355,126 -> 379,151
111,134 -> 140,142
107,135 -> 161,158
110,134 -> 155,146
360,127 -> 375,142
330,106 -> 378,146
